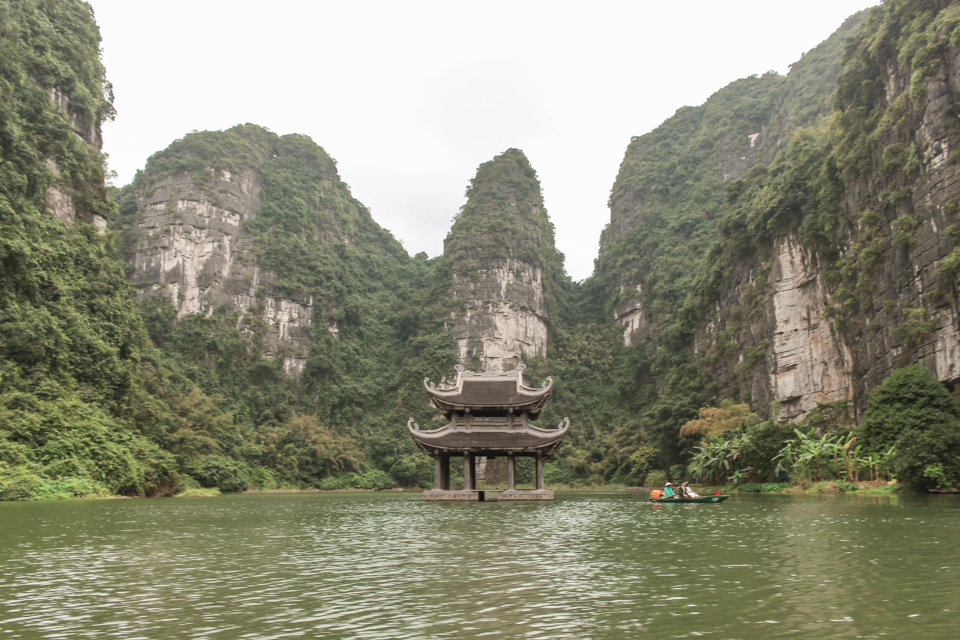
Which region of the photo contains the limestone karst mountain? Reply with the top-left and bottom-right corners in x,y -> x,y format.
110,124 -> 456,475
4,0 -> 960,498
594,11 -> 868,423
437,149 -> 569,373
113,124 -> 387,376
595,1 -> 960,426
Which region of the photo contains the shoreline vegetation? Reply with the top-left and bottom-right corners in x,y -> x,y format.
5,480 -> 918,502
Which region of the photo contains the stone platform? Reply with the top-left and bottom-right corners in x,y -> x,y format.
423,490 -> 480,501
498,489 -> 554,501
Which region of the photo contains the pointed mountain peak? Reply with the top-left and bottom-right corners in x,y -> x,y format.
444,148 -> 555,268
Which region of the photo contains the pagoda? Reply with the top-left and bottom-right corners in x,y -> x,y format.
408,364 -> 569,501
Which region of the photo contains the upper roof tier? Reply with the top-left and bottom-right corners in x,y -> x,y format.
424,364 -> 552,417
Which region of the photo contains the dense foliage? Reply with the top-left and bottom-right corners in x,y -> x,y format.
0,0 -> 178,500
857,365 -> 960,488
6,0 -> 960,498
112,124 -> 463,492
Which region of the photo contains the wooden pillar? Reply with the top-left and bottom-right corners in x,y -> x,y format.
463,455 -> 472,490
441,455 -> 450,490
507,453 -> 516,490
468,453 -> 477,489
434,456 -> 442,490
536,454 -> 545,490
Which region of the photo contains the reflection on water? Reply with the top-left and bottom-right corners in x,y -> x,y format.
0,492 -> 957,639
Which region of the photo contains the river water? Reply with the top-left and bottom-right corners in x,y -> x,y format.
0,492 -> 957,639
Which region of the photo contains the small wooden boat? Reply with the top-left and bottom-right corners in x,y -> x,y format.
928,489 -> 960,494
650,495 -> 730,503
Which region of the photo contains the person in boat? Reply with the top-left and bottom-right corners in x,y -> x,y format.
663,482 -> 678,499
681,482 -> 700,498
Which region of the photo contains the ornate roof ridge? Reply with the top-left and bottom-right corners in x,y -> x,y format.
423,363 -> 552,396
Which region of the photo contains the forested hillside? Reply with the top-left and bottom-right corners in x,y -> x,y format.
580,0 -> 960,488
109,123 -> 461,492
3,0 -> 959,498
0,0 -> 178,498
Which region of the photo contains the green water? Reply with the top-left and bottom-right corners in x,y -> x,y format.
0,492 -> 957,639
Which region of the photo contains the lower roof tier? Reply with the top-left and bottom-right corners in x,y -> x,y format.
407,418 -> 569,457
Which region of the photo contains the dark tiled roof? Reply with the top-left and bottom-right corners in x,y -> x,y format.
409,426 -> 567,456
457,379 -> 527,405
426,380 -> 550,413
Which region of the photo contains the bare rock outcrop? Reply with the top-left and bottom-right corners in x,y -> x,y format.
130,168 -> 318,376
44,88 -> 107,231
442,149 -> 559,373
766,238 -> 853,420
452,258 -> 548,370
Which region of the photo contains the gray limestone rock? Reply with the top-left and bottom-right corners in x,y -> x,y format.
128,168 -> 321,376
441,150 -> 556,373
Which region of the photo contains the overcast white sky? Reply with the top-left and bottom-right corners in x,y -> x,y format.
91,0 -> 878,282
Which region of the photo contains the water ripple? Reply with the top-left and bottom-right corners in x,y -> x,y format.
0,492 -> 957,639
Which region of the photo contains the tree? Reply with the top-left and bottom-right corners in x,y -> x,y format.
680,400 -> 759,438
857,365 -> 960,488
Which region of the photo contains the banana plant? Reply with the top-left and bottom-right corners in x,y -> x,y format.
775,428 -> 841,483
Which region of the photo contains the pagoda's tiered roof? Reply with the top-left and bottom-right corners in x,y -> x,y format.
423,364 -> 552,418
408,419 -> 569,457
410,364 -> 568,457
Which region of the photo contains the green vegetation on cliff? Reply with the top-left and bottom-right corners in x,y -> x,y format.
444,149 -> 560,269
438,148 -> 573,327
566,0 -> 960,488
111,124 -> 457,493
0,0 -> 176,499
5,0 -> 960,499
538,13 -> 869,483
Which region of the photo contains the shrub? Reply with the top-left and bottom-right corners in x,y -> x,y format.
0,465 -> 111,501
318,476 -> 345,491
858,365 -> 959,451
543,461 -> 573,486
644,470 -> 667,487
893,420 -> 960,488
0,466 -> 46,500
249,466 -> 285,491
194,456 -> 250,493
761,483 -> 788,492
668,464 -> 687,483
389,455 -> 433,488
858,365 -> 960,488
680,400 -> 758,438
357,469 -> 395,491
627,446 -> 659,485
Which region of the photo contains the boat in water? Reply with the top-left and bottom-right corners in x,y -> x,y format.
650,495 -> 730,503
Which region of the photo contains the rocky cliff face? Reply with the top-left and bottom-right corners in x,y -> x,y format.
128,167 -> 318,375
451,258 -> 548,371
440,150 -> 561,373
607,13 -> 867,351
118,126 -> 384,377
693,236 -> 854,422
839,8 -> 960,401
611,1 -> 960,422
44,88 -> 108,231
